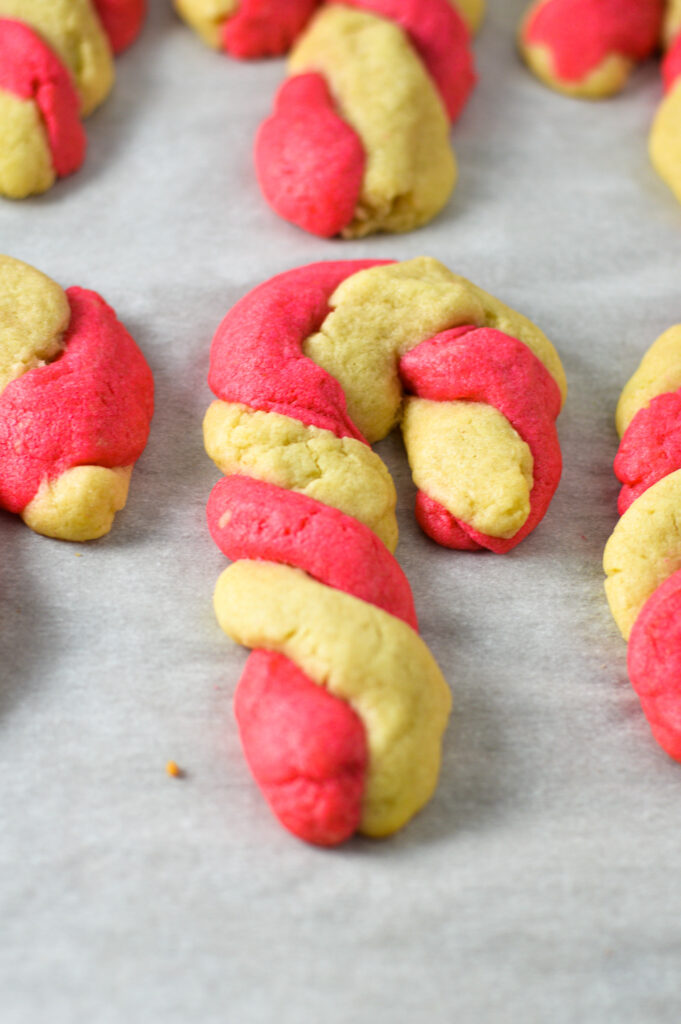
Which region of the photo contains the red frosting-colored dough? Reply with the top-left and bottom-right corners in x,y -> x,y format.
221,0 -> 320,57
208,475 -> 419,845
524,0 -> 663,82
614,390 -> 681,515
234,650 -> 368,846
628,570 -> 681,760
92,0 -> 146,54
207,475 -> 418,628
662,31 -> 681,93
0,18 -> 85,178
399,325 -> 563,553
255,74 -> 366,238
341,0 -> 475,121
0,287 -> 154,514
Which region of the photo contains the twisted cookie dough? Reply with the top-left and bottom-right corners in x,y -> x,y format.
604,326 -> 681,758
518,0 -> 664,99
0,0 -> 146,198
204,257 -> 566,844
0,255 -> 154,540
176,0 -> 481,237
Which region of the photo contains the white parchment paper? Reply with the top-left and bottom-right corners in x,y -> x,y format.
2,2 -> 681,1021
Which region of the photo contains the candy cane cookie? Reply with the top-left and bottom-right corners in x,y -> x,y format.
604,326 -> 681,758
176,1 -> 481,237
0,255 -> 154,540
518,0 -> 664,99
204,257 -> 566,845
0,0 -> 146,198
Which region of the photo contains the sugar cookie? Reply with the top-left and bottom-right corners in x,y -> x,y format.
0,255 -> 154,540
176,0 -> 480,236
204,257 -> 566,844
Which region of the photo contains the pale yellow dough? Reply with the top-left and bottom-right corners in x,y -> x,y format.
616,325 -> 681,437
173,0 -> 237,48
0,253 -> 69,392
650,83 -> 681,209
0,0 -> 115,116
21,465 -> 132,541
604,469 -> 681,640
402,398 -> 533,539
663,0 -> 681,48
203,400 -> 398,551
451,0 -> 484,33
214,561 -> 452,837
0,90 -> 55,200
289,5 -> 456,237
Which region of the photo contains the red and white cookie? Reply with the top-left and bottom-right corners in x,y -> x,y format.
203,257 -> 566,845
0,254 -> 154,540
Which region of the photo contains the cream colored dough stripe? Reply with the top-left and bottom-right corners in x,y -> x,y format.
173,0 -> 238,48
615,325 -> 681,436
0,90 -> 55,201
0,254 -> 69,392
604,469 -> 681,640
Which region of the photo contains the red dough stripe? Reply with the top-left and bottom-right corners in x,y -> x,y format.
615,390 -> 681,514
341,0 -> 475,121
0,18 -> 85,178
92,0 -> 146,54
662,31 -> 681,93
399,325 -> 563,553
234,650 -> 368,847
0,287 -> 154,514
255,74 -> 366,239
628,570 -> 681,760
221,0 -> 320,58
524,0 -> 663,82
207,475 -> 418,628
208,260 -> 391,441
